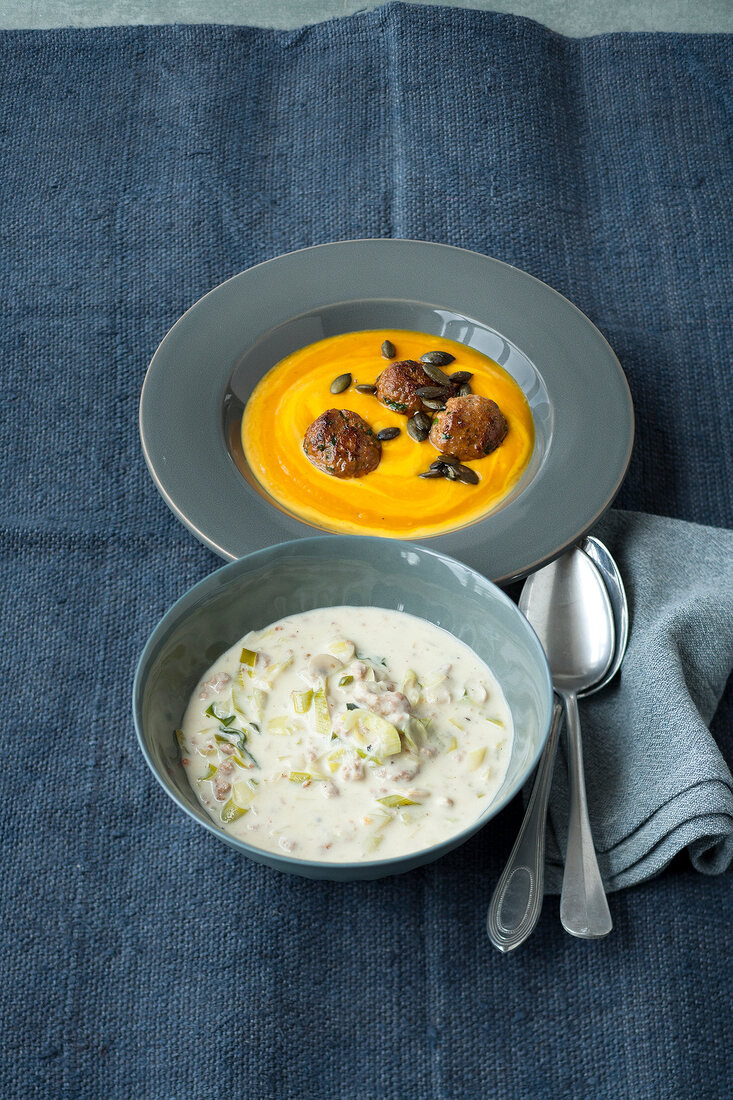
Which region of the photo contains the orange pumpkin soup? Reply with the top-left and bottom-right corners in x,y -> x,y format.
241,330 -> 534,538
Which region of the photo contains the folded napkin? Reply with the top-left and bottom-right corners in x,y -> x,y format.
537,508 -> 733,893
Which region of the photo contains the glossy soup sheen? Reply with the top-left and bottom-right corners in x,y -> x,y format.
241,330 -> 534,537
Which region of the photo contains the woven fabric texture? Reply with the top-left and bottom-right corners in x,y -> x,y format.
1,5 -> 732,1098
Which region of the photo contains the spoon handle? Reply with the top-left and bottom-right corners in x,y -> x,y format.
487,701 -> 563,952
560,692 -> 613,939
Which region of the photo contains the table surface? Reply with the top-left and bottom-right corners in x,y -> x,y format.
4,0 -> 733,34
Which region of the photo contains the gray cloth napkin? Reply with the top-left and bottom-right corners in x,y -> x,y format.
537,509 -> 733,893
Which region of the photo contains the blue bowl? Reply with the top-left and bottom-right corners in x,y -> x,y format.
133,537 -> 553,880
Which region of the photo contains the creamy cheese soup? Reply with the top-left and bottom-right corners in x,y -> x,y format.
179,607 -> 514,862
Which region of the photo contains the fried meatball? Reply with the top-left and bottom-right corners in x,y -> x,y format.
429,394 -> 508,460
303,409 -> 381,478
375,359 -> 437,416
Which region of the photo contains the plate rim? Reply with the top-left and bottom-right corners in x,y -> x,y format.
140,238 -> 635,582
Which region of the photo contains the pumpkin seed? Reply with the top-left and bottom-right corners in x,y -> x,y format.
376,426 -> 400,441
439,453 -> 460,466
381,340 -> 396,359
458,383 -> 472,396
455,464 -> 480,485
420,351 -> 455,367
449,370 -> 473,384
418,468 -> 445,479
421,362 -> 452,386
415,385 -> 452,400
429,460 -> 446,471
407,416 -> 429,443
330,373 -> 352,394
445,464 -> 460,480
413,411 -> 432,433
422,398 -> 447,411
355,383 -> 377,395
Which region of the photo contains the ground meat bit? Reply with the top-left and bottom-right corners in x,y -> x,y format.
198,671 -> 231,699
218,741 -> 235,755
213,760 -> 234,801
376,359 -> 437,416
429,394 -> 508,460
377,755 -> 421,782
321,780 -> 339,799
341,756 -> 365,782
352,682 -> 411,720
303,408 -> 381,478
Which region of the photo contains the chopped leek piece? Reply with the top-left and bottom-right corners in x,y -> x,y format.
314,687 -> 331,737
174,728 -> 186,748
328,639 -> 356,661
356,712 -> 402,758
221,798 -> 247,823
198,763 -> 218,782
292,689 -> 313,714
365,834 -> 384,852
345,702 -> 359,711
232,684 -> 251,717
487,717 -> 505,727
338,675 -> 354,687
468,747 -> 486,771
240,647 -> 258,676
402,670 -> 422,706
377,794 -> 420,808
444,734 -> 458,753
268,716 -> 295,735
403,717 -> 427,753
326,747 -> 346,773
232,781 -> 256,809
261,656 -> 294,687
204,702 -> 236,725
288,771 -> 311,784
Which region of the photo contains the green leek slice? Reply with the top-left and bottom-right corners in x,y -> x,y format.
314,687 -> 331,737
338,675 -> 354,687
288,771 -> 311,784
377,794 -> 421,808
221,798 -> 247,823
240,647 -> 258,676
292,689 -> 313,714
198,763 -> 218,782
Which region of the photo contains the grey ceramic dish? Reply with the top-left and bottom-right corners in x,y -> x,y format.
139,239 -> 634,584
133,536 -> 554,881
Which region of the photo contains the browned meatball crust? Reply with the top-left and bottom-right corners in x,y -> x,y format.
376,360 -> 437,416
303,409 -> 381,478
429,394 -> 508,461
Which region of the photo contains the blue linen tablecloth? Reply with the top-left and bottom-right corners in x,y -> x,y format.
1,5 -> 732,1098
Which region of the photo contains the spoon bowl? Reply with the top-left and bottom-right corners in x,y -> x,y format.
579,535 -> 629,696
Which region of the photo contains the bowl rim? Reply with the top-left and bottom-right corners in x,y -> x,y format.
132,533 -> 554,873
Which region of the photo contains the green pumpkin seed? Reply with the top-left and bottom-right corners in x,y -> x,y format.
418,468 -> 445,479
457,383 -> 472,396
407,417 -> 429,443
415,385 -> 450,400
381,340 -> 396,359
421,362 -> 452,386
422,398 -> 447,411
330,373 -> 352,394
455,464 -> 480,485
445,464 -> 460,480
412,411 -> 432,432
377,426 -> 400,441
355,383 -> 377,394
449,370 -> 473,384
420,351 -> 455,367
439,453 -> 460,466
429,459 -> 446,471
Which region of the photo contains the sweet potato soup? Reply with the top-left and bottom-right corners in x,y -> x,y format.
241,330 -> 534,537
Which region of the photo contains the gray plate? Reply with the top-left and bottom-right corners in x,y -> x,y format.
140,240 -> 634,583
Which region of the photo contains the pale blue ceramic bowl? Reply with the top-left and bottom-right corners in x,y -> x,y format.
133,537 -> 553,880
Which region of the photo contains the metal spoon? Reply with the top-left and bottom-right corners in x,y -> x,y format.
488,545 -> 620,950
579,536 -> 629,695
523,548 -> 615,938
